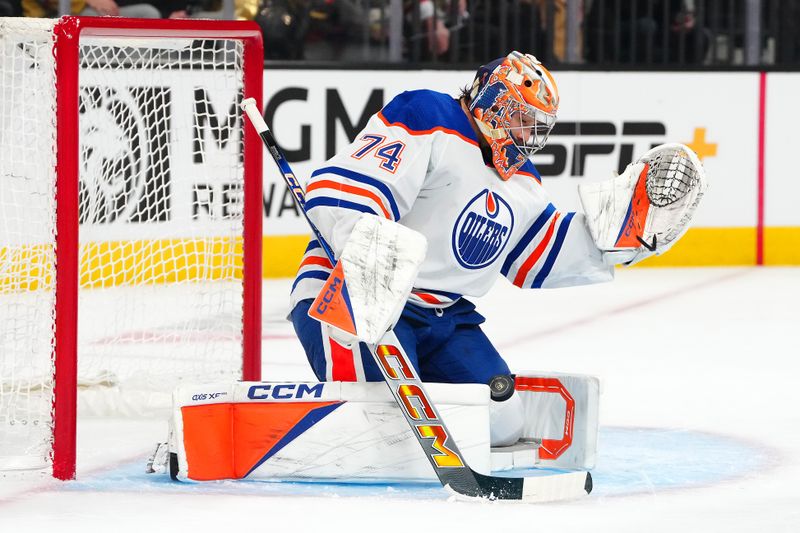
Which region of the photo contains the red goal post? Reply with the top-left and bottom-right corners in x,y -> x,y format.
0,17 -> 264,480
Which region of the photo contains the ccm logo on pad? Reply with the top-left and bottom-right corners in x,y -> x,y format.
247,383 -> 325,400
315,276 -> 341,314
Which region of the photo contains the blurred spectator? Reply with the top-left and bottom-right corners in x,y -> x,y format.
775,1 -> 800,64
462,0 -> 560,63
255,0 -> 366,61
585,0 -> 709,63
161,0 -> 258,20
703,0 -> 799,65
1,0 -> 21,15
22,0 -> 160,17
303,0 -> 366,60
254,0 -> 310,59
505,0 -> 584,63
545,0 -> 584,62
405,0 -> 467,60
81,0 -> 161,17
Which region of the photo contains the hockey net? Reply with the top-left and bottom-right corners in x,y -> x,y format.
0,17 -> 263,479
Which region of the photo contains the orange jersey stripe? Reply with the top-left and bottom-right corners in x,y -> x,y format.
307,179 -> 392,219
512,212 -> 560,287
515,169 -> 541,183
377,111 -> 479,147
412,291 -> 442,304
299,255 -> 333,270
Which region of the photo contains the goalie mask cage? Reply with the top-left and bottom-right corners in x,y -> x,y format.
0,17 -> 264,480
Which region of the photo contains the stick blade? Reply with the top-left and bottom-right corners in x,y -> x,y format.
446,470 -> 592,503
519,470 -> 592,503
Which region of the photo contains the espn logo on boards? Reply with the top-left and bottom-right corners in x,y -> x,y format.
262,87 -> 668,178
247,383 -> 325,400
532,121 -> 666,177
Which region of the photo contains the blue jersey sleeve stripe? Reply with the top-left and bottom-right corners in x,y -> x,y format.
310,166 -> 401,220
291,270 -> 331,293
305,196 -> 379,216
304,239 -> 321,253
531,212 -> 576,288
501,203 -> 556,276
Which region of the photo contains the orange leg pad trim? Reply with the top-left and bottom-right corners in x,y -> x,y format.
181,401 -> 341,481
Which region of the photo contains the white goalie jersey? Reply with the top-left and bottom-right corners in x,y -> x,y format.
291,89 -> 613,309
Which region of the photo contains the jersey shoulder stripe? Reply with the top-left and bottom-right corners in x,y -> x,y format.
515,160 -> 542,183
378,90 -> 478,146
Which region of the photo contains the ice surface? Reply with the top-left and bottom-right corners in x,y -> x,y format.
1,267 -> 798,533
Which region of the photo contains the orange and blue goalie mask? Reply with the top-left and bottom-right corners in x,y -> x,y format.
468,51 -> 559,180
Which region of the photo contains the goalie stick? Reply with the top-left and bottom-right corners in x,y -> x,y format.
241,98 -> 592,503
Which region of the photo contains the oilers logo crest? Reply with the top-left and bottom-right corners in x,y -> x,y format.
452,189 -> 514,269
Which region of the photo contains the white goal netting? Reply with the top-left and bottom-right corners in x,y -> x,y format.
0,18 -> 254,472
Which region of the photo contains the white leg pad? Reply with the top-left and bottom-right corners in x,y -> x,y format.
163,381 -> 491,482
489,392 -> 525,447
492,373 -> 600,470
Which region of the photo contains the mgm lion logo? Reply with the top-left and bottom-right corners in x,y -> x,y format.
78,86 -> 169,224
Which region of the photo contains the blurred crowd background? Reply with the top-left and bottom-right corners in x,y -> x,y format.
1,0 -> 798,66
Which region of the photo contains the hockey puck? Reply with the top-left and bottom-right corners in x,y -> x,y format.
488,374 -> 515,402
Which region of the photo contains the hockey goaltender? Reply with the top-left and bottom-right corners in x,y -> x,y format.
148,51 -> 707,502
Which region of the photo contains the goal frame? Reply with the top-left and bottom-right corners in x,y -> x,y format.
48,16 -> 264,480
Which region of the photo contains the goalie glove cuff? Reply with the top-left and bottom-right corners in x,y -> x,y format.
578,143 -> 707,265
